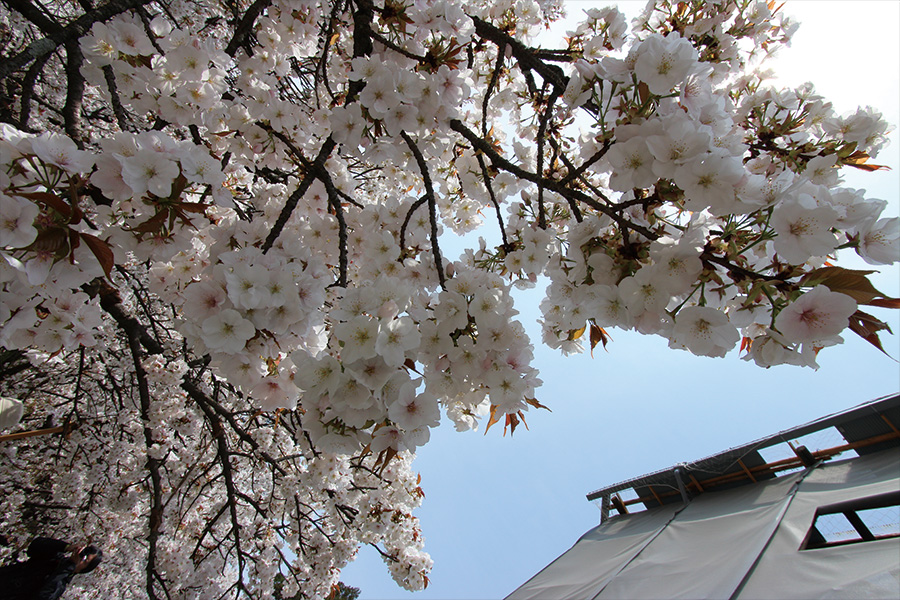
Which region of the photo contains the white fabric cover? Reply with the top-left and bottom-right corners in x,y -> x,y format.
506,505 -> 679,600
506,450 -> 900,600
734,450 -> 900,599
0,396 -> 24,431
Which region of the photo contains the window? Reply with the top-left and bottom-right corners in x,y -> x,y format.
801,490 -> 900,550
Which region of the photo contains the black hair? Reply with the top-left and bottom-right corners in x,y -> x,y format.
80,546 -> 103,573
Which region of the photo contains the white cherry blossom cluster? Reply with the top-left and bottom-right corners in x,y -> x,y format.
0,0 -> 898,597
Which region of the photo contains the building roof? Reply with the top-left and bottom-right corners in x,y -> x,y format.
508,394 -> 900,600
586,393 -> 900,521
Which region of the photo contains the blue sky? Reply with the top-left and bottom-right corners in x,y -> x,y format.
341,2 -> 900,598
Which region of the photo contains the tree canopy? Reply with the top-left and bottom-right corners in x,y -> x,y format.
0,0 -> 897,598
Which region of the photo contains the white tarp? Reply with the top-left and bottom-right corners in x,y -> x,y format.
734,449 -> 900,599
506,450 -> 900,600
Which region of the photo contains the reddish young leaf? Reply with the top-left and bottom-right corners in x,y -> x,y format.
483,404 -> 501,435
847,310 -> 896,359
503,412 -> 519,437
19,191 -> 73,219
517,410 -> 529,432
638,81 -> 651,105
800,266 -> 898,305
868,298 -> 900,309
80,233 -> 115,278
589,323 -> 612,356
842,150 -> 890,172
525,397 -> 551,412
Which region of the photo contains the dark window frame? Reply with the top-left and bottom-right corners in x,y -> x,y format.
800,490 -> 900,550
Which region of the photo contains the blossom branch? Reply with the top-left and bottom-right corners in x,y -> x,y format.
398,194 -> 428,256
449,119 -> 658,240
318,171 -> 350,287
63,40 -> 86,145
17,52 -> 51,130
224,0 -> 272,57
0,0 -> 157,79
482,42 -> 506,137
192,395 -> 250,596
101,65 -> 131,131
476,153 -> 510,248
400,130 -> 446,288
124,319 -> 165,600
261,137 -> 337,253
536,89 -> 560,229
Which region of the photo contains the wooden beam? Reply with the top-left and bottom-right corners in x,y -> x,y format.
737,459 -> 757,483
689,473 -> 704,492
0,425 -> 66,442
611,494 -> 629,515
880,414 -> 900,435
791,444 -> 817,467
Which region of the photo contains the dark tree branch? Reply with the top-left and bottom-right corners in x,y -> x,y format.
368,29 -> 426,62
124,317 -> 164,600
536,89 -> 560,229
400,130 -> 446,289
345,0 -> 374,104
192,393 -> 249,596
482,42 -> 506,138
398,194 -> 428,257
224,0 -> 272,57
0,0 -> 157,79
18,52 -> 51,130
63,40 -> 86,145
449,119 -> 658,240
4,0 -> 63,35
261,136 -> 337,253
476,153 -> 509,249
471,17 -> 567,97
102,65 -> 131,130
317,171 -> 350,287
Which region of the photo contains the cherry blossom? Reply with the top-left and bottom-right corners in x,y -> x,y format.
0,0 -> 897,597
775,286 -> 858,344
669,306 -> 741,358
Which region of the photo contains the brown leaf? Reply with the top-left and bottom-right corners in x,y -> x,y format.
525,397 -> 551,412
589,323 -> 611,356
842,150 -> 890,172
19,191 -> 72,219
129,210 -> 168,235
374,447 -> 399,474
868,298 -> 900,309
800,266 -> 898,305
484,404 -> 501,435
517,410 -> 529,431
28,227 -> 68,255
504,412 -> 519,437
851,163 -> 889,172
638,81 -> 651,105
847,310 -> 896,359
568,324 -> 586,341
80,233 -> 115,279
